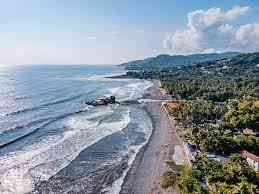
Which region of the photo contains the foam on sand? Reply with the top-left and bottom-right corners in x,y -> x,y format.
102,106 -> 153,194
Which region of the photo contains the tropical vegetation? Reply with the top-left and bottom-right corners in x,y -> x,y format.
126,52 -> 259,192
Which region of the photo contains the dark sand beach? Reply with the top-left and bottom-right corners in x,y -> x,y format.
120,81 -> 183,194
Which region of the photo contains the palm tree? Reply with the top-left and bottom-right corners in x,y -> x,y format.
232,180 -> 258,194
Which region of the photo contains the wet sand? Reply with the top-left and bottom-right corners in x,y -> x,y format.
120,81 -> 183,194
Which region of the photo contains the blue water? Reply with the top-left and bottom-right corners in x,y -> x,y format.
0,65 -> 153,194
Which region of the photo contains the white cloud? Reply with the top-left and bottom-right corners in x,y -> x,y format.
234,23 -> 259,50
187,6 -> 250,29
218,24 -> 234,34
202,48 -> 217,54
225,6 -> 251,20
163,34 -> 173,50
163,5 -> 259,54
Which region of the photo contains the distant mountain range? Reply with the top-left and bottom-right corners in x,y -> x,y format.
229,52 -> 259,65
120,52 -> 240,70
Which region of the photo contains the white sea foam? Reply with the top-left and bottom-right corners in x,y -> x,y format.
0,106 -> 131,194
107,80 -> 153,101
103,145 -> 142,194
0,67 -> 154,194
138,99 -> 161,103
63,72 -> 128,82
102,107 -> 153,194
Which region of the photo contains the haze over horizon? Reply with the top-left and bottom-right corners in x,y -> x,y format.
1,0 -> 259,65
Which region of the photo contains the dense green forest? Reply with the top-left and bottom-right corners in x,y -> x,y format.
161,154 -> 259,193
127,52 -> 259,193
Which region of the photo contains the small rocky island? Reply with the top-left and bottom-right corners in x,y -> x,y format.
86,96 -> 116,106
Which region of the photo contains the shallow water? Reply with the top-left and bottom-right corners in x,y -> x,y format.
0,65 -> 153,194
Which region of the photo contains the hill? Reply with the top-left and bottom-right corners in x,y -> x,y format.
127,52 -> 259,101
120,52 -> 239,70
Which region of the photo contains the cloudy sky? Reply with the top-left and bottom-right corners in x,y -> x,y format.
1,0 -> 259,65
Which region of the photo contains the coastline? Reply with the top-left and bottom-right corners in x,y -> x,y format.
120,80 -> 183,194
32,77 -> 185,194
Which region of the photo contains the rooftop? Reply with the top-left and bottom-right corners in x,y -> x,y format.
166,100 -> 181,109
241,150 -> 259,162
242,128 -> 256,135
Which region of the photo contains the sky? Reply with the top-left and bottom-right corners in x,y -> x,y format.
1,0 -> 259,65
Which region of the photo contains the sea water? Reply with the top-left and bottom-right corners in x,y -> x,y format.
0,65 -> 153,194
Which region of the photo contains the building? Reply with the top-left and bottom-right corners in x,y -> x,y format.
243,128 -> 255,135
166,100 -> 182,110
240,150 -> 259,171
242,128 -> 259,136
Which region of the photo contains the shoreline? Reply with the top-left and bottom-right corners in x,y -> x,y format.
33,78 -> 185,194
120,80 -> 183,194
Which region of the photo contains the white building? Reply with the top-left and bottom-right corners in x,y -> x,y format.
241,150 -> 259,171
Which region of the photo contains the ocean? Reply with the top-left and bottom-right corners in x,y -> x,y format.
0,65 -> 153,194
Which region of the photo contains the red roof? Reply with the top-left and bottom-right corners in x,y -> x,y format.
166,101 -> 180,109
240,150 -> 259,162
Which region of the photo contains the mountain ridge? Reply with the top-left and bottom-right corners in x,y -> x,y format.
120,52 -> 240,70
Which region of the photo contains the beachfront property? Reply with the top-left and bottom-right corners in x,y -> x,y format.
240,150 -> 259,171
166,101 -> 180,109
